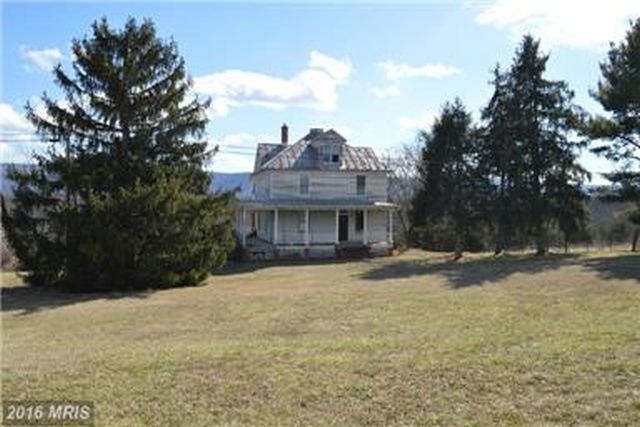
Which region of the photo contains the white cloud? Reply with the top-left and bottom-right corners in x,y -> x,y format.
378,60 -> 460,80
475,0 -> 640,50
0,100 -> 77,163
370,85 -> 401,98
209,132 -> 276,172
578,150 -> 619,186
308,51 -> 352,82
194,51 -> 353,118
397,110 -> 437,131
0,103 -> 38,163
0,103 -> 32,132
20,45 -> 64,71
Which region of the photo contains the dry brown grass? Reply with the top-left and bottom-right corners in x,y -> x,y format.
2,250 -> 639,426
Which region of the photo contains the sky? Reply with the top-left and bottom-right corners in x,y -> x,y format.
1,1 -> 639,183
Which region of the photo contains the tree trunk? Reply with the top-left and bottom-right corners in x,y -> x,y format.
632,228 -> 639,252
454,235 -> 463,261
535,226 -> 547,256
494,225 -> 505,255
494,178 -> 507,256
397,212 -> 411,247
494,231 -> 504,255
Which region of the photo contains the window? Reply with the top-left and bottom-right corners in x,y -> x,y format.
300,174 -> 309,195
322,147 -> 332,163
322,145 -> 340,164
356,175 -> 366,196
355,210 -> 364,232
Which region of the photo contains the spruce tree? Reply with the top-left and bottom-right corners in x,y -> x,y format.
587,18 -> 640,251
411,99 -> 488,258
480,65 -> 527,253
1,18 -> 234,290
482,35 -> 587,255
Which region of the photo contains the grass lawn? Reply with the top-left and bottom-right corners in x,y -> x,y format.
2,250 -> 639,426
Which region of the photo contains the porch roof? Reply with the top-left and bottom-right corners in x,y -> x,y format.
237,198 -> 396,210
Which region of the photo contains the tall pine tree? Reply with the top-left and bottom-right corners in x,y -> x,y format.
586,18 -> 640,251
411,99 -> 488,259
480,65 -> 527,253
481,36 -> 587,255
1,18 -> 234,290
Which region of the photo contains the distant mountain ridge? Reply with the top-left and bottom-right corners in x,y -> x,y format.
0,163 -> 251,197
209,172 -> 251,197
1,164 -> 631,228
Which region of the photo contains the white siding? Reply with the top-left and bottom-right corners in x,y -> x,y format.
257,211 -> 272,241
345,210 -> 387,243
367,210 -> 387,242
255,170 -> 388,201
309,211 -> 335,244
277,210 -> 305,245
251,172 -> 271,199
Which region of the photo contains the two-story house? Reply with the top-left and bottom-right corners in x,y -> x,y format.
235,124 -> 395,258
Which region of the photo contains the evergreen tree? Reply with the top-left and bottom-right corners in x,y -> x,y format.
411,99 -> 488,259
1,18 -> 234,290
587,18 -> 640,251
482,36 -> 587,255
553,181 -> 589,254
480,65 -> 526,253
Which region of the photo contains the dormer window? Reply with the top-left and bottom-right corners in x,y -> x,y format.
322,145 -> 340,164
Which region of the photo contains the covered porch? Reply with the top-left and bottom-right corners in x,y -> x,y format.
235,200 -> 395,258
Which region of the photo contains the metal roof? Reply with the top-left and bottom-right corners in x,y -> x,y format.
253,129 -> 387,173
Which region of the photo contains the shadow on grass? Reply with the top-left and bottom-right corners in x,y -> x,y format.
1,285 -> 151,316
360,253 -> 586,288
583,254 -> 640,282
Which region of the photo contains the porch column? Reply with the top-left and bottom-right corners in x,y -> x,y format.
241,206 -> 247,247
273,208 -> 279,245
388,210 -> 394,245
334,208 -> 339,244
304,209 -> 310,247
363,208 -> 368,245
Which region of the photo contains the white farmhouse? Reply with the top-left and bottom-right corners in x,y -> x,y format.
236,125 -> 395,259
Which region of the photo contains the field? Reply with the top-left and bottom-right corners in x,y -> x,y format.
2,250 -> 639,426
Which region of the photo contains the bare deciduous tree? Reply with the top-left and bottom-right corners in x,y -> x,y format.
383,141 -> 421,247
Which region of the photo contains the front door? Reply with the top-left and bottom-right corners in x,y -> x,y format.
339,213 -> 349,242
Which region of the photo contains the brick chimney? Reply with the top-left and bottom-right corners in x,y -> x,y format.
281,123 -> 288,145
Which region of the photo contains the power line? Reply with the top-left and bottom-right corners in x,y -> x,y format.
221,144 -> 257,149
0,140 -> 52,143
0,131 -> 39,135
218,150 -> 256,156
